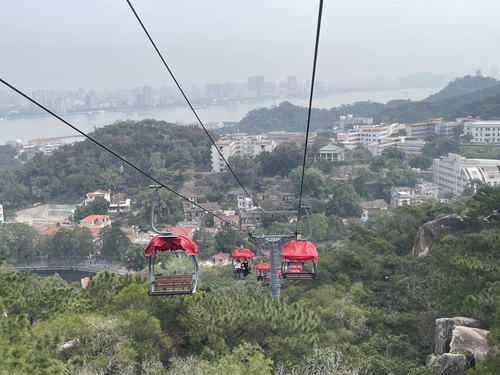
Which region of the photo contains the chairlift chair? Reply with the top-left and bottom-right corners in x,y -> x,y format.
281,240 -> 318,281
231,247 -> 254,279
144,185 -> 200,296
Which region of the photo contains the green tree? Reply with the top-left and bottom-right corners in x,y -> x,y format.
73,196 -> 109,223
408,154 -> 433,170
227,156 -> 257,187
289,167 -> 326,198
325,181 -> 362,218
99,225 -> 132,262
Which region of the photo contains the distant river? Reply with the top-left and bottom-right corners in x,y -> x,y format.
0,87 -> 440,145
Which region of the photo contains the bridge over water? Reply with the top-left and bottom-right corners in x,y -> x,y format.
14,262 -> 132,277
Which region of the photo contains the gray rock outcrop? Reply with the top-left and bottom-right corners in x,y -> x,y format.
428,353 -> 467,375
434,317 -> 485,355
429,317 -> 489,374
450,326 -> 489,363
413,214 -> 468,256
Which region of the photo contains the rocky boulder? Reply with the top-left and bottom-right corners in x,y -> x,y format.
450,326 -> 489,363
429,317 -> 489,374
427,353 -> 467,375
434,317 -> 485,355
413,214 -> 468,256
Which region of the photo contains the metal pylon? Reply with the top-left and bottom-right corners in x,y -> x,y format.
254,233 -> 294,299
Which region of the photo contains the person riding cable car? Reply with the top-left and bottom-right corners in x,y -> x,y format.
231,247 -> 254,279
144,233 -> 199,296
281,240 -> 318,280
255,262 -> 269,282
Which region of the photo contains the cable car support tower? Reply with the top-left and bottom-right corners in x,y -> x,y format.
250,208 -> 312,299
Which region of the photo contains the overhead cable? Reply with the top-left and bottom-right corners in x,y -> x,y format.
125,0 -> 261,211
0,78 -> 241,230
296,0 -> 324,233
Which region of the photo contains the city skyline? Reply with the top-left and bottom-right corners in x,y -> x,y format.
2,0 -> 500,93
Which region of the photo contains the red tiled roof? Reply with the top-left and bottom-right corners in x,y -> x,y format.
80,214 -> 109,222
39,226 -> 74,236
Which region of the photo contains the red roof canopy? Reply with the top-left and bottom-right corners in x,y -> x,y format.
144,235 -> 199,258
281,240 -> 318,262
255,262 -> 269,271
231,248 -> 254,259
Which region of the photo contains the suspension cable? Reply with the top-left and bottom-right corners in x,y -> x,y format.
125,0 -> 261,211
296,0 -> 324,234
0,78 -> 241,230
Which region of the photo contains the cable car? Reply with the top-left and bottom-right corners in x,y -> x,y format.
231,247 -> 254,279
144,185 -> 199,296
255,262 -> 269,282
144,233 -> 199,296
281,240 -> 318,280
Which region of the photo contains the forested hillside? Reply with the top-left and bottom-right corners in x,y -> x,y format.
237,75 -> 500,131
0,119 -> 213,215
1,187 -> 500,374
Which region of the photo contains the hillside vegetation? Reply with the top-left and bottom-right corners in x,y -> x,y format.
1,187 -> 500,374
237,75 -> 500,131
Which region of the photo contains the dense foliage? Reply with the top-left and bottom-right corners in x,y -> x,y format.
0,120 -> 213,214
1,187 -> 500,374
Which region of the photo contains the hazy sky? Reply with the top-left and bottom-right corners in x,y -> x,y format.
2,0 -> 500,92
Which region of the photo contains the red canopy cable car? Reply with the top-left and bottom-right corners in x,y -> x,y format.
144,185 -> 200,296
255,262 -> 269,282
231,247 -> 254,279
281,240 -> 318,280
144,234 -> 199,296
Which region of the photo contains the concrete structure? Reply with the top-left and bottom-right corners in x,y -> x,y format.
463,120 -> 500,144
404,118 -> 442,139
360,199 -> 388,219
237,196 -> 255,213
85,189 -> 111,204
247,76 -> 265,98
337,114 -> 373,130
211,134 -> 275,172
415,182 -> 440,198
79,214 -> 111,229
337,123 -> 400,149
433,153 -> 500,196
390,187 -> 423,208
263,131 -> 316,145
0,203 -> 3,224
316,144 -> 345,161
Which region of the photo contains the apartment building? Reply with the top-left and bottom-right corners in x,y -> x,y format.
433,153 -> 500,196
337,123 -> 399,149
463,120 -> 500,144
211,134 -> 275,172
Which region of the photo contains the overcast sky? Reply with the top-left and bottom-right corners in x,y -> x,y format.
2,0 -> 500,92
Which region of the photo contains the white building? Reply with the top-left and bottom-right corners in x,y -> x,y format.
211,134 -> 275,172
337,123 -> 400,149
390,187 -> 422,208
433,153 -> 500,196
415,182 -> 440,198
0,203 -> 4,224
463,121 -> 500,144
316,144 -> 345,161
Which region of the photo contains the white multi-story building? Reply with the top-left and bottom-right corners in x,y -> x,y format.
211,134 -> 275,172
433,153 -> 500,196
337,123 -> 400,149
0,203 -> 4,224
463,121 -> 500,144
390,187 -> 423,208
